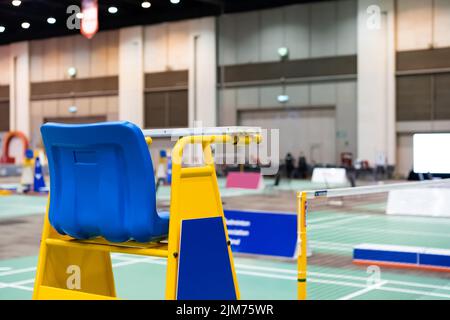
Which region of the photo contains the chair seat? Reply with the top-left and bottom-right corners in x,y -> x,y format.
41,121 -> 169,243
155,210 -> 170,239
46,237 -> 169,258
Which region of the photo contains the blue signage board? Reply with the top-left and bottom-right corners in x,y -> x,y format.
224,209 -> 297,259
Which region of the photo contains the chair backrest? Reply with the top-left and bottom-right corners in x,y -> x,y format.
41,121 -> 165,243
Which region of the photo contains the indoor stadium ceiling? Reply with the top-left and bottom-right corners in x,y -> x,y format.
0,0 -> 328,45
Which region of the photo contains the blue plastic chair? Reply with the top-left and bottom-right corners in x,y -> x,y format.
41,121 -> 169,243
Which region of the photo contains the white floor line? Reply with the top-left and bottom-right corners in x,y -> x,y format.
378,285 -> 450,299
112,256 -> 166,267
0,253 -> 165,277
338,280 -> 389,300
385,215 -> 450,226
0,283 -> 33,291
309,240 -> 353,248
2,251 -> 450,299
112,255 -> 450,295
0,278 -> 35,291
234,269 -> 450,299
235,263 -> 450,292
308,216 -> 348,224
0,267 -> 36,277
235,270 -> 297,282
310,215 -> 371,227
111,253 -> 165,261
0,256 -> 164,293
112,257 -> 450,298
111,255 -> 166,266
309,245 -> 352,252
312,271 -> 450,292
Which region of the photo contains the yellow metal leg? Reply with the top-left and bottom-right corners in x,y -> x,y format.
33,134 -> 253,300
297,191 -> 307,300
33,198 -> 116,300
165,136 -> 240,300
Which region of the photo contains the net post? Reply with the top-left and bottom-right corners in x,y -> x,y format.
297,191 -> 308,300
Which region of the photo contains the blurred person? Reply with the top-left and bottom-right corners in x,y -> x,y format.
285,152 -> 294,178
297,152 -> 308,179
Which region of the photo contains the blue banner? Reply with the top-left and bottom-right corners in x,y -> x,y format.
224,210 -> 297,259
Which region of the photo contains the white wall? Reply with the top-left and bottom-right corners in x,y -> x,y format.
189,18 -> 216,127
395,0 -> 450,175
119,26 -> 144,127
218,1 -> 358,163
219,0 -> 357,65
220,80 -> 357,161
0,45 -> 10,85
396,0 -> 450,51
30,31 -> 118,82
144,17 -> 216,127
9,42 -> 30,137
144,20 -> 190,72
357,0 -> 396,166
397,134 -> 413,177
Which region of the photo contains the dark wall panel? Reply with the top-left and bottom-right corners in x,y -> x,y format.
0,101 -> 9,132
397,48 -> 450,72
145,92 -> 167,128
145,70 -> 188,90
0,85 -> 8,100
43,116 -> 107,124
168,90 -> 188,127
435,73 -> 450,120
220,55 -> 357,84
397,75 -> 432,121
31,76 -> 118,100
144,90 -> 188,128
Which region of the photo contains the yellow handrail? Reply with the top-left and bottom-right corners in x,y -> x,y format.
171,134 -> 262,166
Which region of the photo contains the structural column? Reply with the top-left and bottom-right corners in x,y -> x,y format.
357,0 -> 396,166
9,41 -> 30,137
188,17 -> 217,127
118,26 -> 144,127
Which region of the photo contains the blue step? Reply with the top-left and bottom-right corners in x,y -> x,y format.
353,244 -> 450,270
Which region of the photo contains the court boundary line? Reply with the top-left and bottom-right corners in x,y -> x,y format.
337,280 -> 389,300
2,254 -> 450,299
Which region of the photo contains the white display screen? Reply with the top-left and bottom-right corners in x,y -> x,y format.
413,133 -> 450,174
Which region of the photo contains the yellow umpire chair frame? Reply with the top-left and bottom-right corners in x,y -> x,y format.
33,122 -> 261,300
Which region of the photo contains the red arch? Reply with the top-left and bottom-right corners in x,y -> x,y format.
0,131 -> 30,164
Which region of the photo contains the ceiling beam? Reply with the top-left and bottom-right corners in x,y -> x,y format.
193,0 -> 224,8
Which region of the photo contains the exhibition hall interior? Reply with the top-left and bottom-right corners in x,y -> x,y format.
0,0 -> 450,301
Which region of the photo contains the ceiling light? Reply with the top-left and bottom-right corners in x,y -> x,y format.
12,0 -> 21,6
21,22 -> 30,29
141,1 -> 151,8
108,6 -> 118,14
47,17 -> 56,24
0,26 -> 5,33
170,0 -> 180,4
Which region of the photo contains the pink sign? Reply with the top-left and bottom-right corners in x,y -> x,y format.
225,172 -> 264,190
